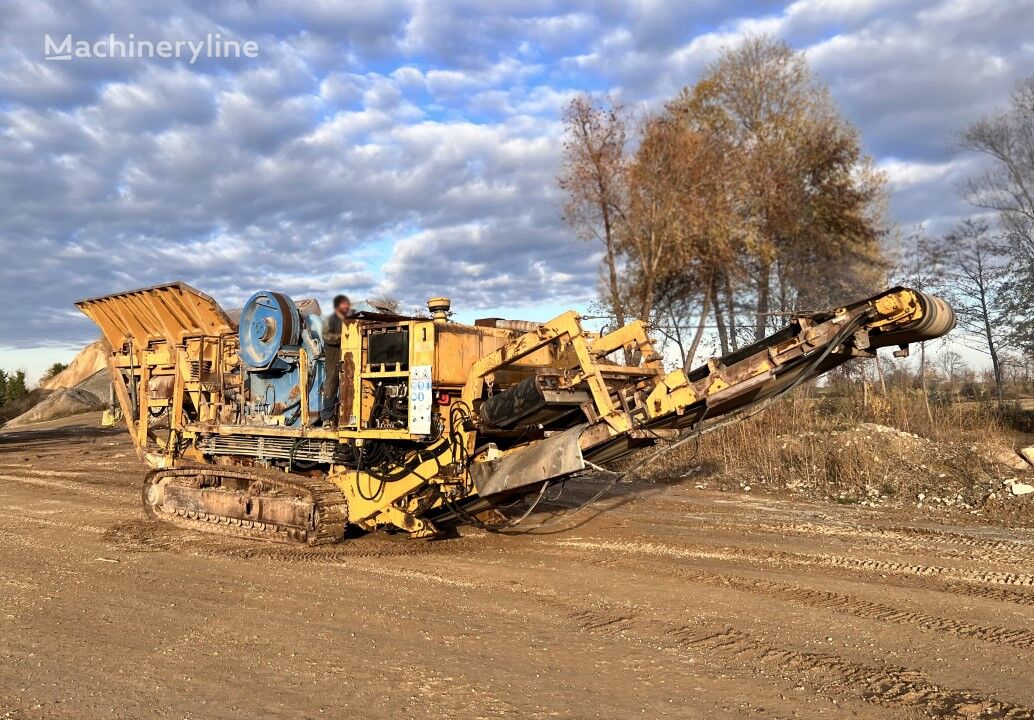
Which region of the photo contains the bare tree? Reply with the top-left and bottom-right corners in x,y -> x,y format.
960,76 -> 1034,260
620,112 -> 734,322
937,349 -> 965,397
366,294 -> 402,314
618,114 -> 688,324
558,96 -> 630,327
929,219 -> 1011,404
558,39 -> 888,374
652,272 -> 712,370
898,225 -> 944,423
959,75 -> 1034,359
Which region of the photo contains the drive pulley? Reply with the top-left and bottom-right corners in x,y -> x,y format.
238,290 -> 301,370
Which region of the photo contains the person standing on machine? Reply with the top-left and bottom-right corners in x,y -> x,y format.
320,294 -> 352,426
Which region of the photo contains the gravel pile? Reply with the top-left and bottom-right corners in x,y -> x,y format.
661,420 -> 1034,526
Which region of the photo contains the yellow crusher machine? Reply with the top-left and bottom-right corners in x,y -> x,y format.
77,283 -> 955,544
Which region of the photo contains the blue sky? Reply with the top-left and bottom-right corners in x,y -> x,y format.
1,0 -> 1033,380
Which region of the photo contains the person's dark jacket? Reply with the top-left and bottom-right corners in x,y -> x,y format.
323,314 -> 343,349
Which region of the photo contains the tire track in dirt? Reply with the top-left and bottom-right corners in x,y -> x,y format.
0,514 -> 107,534
544,537 -> 1034,608
0,473 -> 125,500
85,514 -> 1034,719
749,581 -> 1034,647
642,492 -> 1034,547
0,501 -> 126,520
120,513 -> 1034,658
555,538 -> 1034,588
103,518 -> 495,563
628,500 -> 1034,565
242,544 -> 1032,720
887,523 -> 1034,551
106,513 -> 1034,614
564,604 -> 1034,719
542,538 -> 1034,607
732,520 -> 1034,566
569,608 -> 638,634
534,543 -> 1034,649
694,573 -> 1034,649
940,581 -> 1034,607
663,625 -> 1033,719
0,468 -> 89,478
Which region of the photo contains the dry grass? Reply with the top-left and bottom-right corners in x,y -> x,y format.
650,387 -> 1031,513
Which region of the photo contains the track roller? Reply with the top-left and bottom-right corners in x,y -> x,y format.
142,465 -> 347,545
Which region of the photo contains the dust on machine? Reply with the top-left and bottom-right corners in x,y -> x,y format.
76,282 -> 955,544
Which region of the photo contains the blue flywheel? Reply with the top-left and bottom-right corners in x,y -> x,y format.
238,291 -> 301,369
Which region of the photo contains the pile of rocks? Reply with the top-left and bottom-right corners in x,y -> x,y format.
1003,477 -> 1034,497
679,420 -> 1034,524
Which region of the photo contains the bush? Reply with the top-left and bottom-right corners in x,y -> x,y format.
43,362 -> 68,381
651,384 -> 1021,507
3,370 -> 27,405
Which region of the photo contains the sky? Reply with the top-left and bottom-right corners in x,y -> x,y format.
1,0 -> 1033,382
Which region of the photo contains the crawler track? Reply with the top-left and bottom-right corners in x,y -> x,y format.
143,465 -> 347,545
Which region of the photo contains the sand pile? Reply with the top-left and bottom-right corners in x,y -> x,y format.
41,339 -> 109,390
1,341 -> 112,428
6,385 -> 107,427
0,388 -> 52,426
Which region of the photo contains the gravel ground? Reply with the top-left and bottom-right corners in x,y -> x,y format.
2,414 -> 1033,719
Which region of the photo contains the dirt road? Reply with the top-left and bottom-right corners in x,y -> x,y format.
2,417 -> 1033,719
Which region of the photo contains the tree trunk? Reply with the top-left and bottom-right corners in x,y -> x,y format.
777,259 -> 789,314
723,273 -> 739,352
919,341 -> 934,425
755,259 -> 770,341
874,353 -> 887,395
978,286 -> 1005,406
600,202 -> 624,327
668,307 -> 686,368
987,337 -> 1004,406
638,231 -> 657,324
712,275 -> 730,356
685,281 -> 713,370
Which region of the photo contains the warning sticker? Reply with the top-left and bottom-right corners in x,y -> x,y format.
409,365 -> 433,435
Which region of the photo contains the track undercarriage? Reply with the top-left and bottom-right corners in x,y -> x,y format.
143,465 -> 347,544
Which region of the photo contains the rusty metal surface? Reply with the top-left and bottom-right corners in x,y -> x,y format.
433,325 -> 554,386
474,318 -> 543,332
162,483 -> 314,528
147,375 -> 175,400
77,278 -> 956,540
144,465 -> 347,545
75,281 -> 233,348
869,290 -> 956,348
339,353 -> 355,426
470,424 -> 587,497
478,375 -> 590,429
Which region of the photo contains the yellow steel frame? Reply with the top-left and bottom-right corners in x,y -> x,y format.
78,281 -> 939,537
459,312 -> 664,448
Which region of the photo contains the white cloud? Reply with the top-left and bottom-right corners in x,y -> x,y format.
879,158 -> 960,188
0,0 -> 1031,356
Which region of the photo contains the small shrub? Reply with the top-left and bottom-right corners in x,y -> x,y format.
654,383 -> 1020,509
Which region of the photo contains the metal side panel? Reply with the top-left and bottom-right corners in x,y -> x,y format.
75,281 -> 234,348
470,423 -> 587,497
